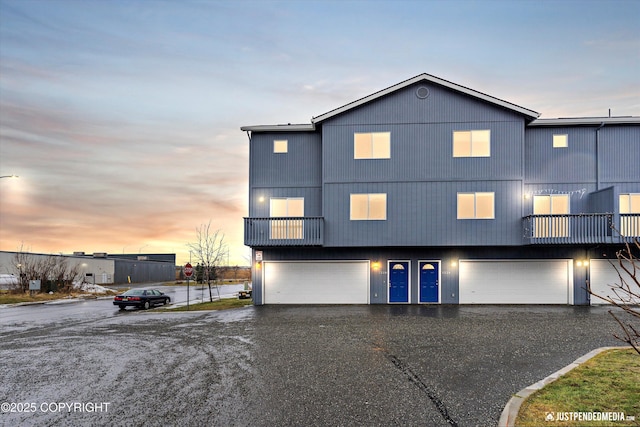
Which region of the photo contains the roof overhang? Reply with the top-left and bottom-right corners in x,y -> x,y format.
529,117 -> 640,126
240,123 -> 316,132
310,73 -> 540,124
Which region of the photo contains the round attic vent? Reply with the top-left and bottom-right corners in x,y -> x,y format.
416,86 -> 430,99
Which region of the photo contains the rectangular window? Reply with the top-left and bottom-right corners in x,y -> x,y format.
620,194 -> 640,237
354,132 -> 390,159
533,194 -> 570,237
350,193 -> 387,220
457,192 -> 494,219
553,134 -> 568,148
269,197 -> 303,239
453,130 -> 490,157
273,140 -> 288,153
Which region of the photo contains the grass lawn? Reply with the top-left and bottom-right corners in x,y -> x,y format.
164,298 -> 253,311
0,291 -> 88,304
516,348 -> 640,426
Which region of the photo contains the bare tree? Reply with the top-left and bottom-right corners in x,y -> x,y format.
187,221 -> 228,302
12,248 -> 35,292
588,238 -> 640,355
50,257 -> 82,292
11,249 -> 83,293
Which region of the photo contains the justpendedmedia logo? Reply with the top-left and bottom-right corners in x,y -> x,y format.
544,411 -> 636,423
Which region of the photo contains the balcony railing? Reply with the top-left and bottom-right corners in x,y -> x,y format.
244,217 -> 324,247
523,213 -> 640,244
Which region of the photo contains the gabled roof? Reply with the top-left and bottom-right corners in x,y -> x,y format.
529,116 -> 640,126
241,73 -> 540,132
311,73 -> 540,124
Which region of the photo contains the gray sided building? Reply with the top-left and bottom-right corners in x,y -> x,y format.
242,73 -> 640,305
0,251 -> 176,286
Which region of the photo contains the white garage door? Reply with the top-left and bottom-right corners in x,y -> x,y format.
459,260 -> 571,304
589,259 -> 634,305
263,261 -> 369,304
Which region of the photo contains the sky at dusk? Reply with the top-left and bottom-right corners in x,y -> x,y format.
1,0 -> 639,266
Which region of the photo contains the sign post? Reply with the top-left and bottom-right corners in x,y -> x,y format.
184,262 -> 193,311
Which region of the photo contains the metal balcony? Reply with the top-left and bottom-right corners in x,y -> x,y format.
244,217 -> 324,247
523,213 -> 640,244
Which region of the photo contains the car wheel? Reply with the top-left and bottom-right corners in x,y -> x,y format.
143,300 -> 150,310
119,305 -> 126,310
164,297 -> 170,305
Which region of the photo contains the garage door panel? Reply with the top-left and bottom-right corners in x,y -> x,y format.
264,261 -> 369,304
589,260 -> 634,305
460,260 -> 570,304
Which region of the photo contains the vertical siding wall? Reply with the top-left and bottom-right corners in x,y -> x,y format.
249,132 -> 322,217
324,181 -> 523,246
524,124 -> 640,214
598,126 -> 640,185
253,246 -> 601,305
320,82 -> 526,247
525,127 -> 598,184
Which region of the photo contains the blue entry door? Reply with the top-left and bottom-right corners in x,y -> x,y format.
389,261 -> 409,303
419,261 -> 439,303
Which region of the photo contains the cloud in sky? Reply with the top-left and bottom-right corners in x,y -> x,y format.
1,0 -> 638,265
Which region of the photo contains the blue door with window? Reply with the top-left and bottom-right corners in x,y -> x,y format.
389,262 -> 409,303
419,261 -> 439,303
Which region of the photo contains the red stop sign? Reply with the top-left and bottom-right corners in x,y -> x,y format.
184,263 -> 193,277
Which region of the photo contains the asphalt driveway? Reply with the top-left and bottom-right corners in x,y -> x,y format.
0,304 -> 623,426
250,305 -> 622,426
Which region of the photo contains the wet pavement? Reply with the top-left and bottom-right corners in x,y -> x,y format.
0,304 -> 623,426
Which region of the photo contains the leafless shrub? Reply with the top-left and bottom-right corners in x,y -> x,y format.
11,248 -> 84,294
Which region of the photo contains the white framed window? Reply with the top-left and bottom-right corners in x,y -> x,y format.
354,132 -> 390,159
453,130 -> 490,157
553,134 -> 568,148
620,193 -> 640,237
533,194 -> 570,237
350,193 -> 387,220
269,197 -> 303,239
533,194 -> 570,215
273,140 -> 288,153
457,192 -> 494,219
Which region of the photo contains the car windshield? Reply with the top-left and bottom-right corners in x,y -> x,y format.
122,289 -> 145,296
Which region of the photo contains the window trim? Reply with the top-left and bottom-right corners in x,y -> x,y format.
273,139 -> 288,153
354,132 -> 391,159
620,193 -> 640,214
553,134 -> 568,148
350,193 -> 387,221
269,197 -> 304,217
533,194 -> 570,215
456,192 -> 495,219
453,130 -> 491,158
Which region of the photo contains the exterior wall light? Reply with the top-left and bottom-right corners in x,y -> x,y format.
255,261 -> 262,269
451,260 -> 458,267
372,261 -> 380,271
575,260 -> 589,267
258,196 -> 265,203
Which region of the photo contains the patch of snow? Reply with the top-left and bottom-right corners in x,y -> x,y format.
72,281 -> 114,294
0,274 -> 19,286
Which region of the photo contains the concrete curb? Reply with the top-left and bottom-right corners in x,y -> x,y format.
498,346 -> 630,427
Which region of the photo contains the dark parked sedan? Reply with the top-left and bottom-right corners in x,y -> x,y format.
113,288 -> 170,310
